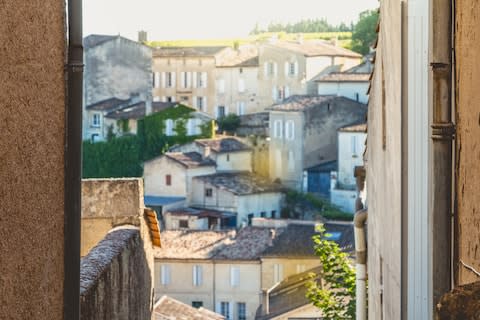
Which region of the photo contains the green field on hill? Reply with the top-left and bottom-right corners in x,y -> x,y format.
147,32 -> 353,50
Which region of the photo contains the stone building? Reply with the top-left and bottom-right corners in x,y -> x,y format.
83,35 -> 152,141
268,95 -> 367,191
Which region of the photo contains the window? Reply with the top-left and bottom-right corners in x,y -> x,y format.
91,133 -> 100,143
205,188 -> 213,197
351,135 -> 358,155
165,174 -> 172,186
196,96 -> 204,110
220,302 -> 230,320
355,92 -> 360,102
260,211 -> 266,218
217,106 -> 226,118
195,71 -> 207,88
237,302 -> 246,320
217,79 -> 225,93
273,120 -> 283,138
273,263 -> 284,283
166,72 -> 175,88
92,113 -> 101,127
248,214 -> 254,226
179,220 -> 188,228
239,68 -> 243,74
180,96 -> 188,101
230,266 -> 240,287
236,102 -> 245,115
181,72 -> 191,89
165,119 -> 174,136
271,210 -> 277,218
285,61 -> 298,76
238,78 -> 245,93
226,154 -> 230,162
285,120 -> 295,140
166,96 -> 174,102
160,264 -> 171,285
264,61 -> 276,76
193,265 -> 203,286
192,301 -> 203,308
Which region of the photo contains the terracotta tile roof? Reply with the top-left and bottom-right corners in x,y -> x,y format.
267,95 -> 337,112
193,172 -> 283,195
153,46 -> 228,57
339,123 -> 367,133
154,230 -> 236,259
195,136 -> 251,153
154,296 -> 224,320
145,208 -> 161,247
261,222 -> 354,257
165,152 -> 216,168
270,40 -> 362,58
215,227 -> 283,260
105,101 -> 176,120
216,45 -> 259,67
315,72 -> 371,82
86,97 -> 130,112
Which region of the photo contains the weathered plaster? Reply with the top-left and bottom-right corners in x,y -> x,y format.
0,1 -> 66,319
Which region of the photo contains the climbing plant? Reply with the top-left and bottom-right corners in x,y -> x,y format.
306,224 -> 356,319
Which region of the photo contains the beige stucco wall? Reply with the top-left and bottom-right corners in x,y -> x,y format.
0,1 -> 66,319
216,151 -> 252,172
152,56 -> 217,116
81,179 -> 144,256
257,45 -> 308,108
154,260 -> 260,319
366,0 -> 403,319
215,66 -> 261,115
269,304 -> 322,320
260,258 -> 320,290
190,179 -> 238,211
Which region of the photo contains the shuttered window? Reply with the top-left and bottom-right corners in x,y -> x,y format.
160,264 -> 171,285
193,265 -> 203,286
230,266 -> 240,287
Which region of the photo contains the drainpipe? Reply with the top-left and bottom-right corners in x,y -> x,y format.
430,0 -> 453,304
354,209 -> 367,320
64,0 -> 83,319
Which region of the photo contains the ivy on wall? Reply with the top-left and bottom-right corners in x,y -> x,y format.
83,104 -> 214,178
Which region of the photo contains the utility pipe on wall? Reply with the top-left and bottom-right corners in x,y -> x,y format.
354,209 -> 368,320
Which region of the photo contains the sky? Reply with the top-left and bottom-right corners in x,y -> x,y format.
83,0 -> 379,41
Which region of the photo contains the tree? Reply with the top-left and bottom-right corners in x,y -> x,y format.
351,9 -> 379,55
306,224 -> 356,319
216,114 -> 241,133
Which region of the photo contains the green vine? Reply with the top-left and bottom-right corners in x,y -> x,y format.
306,224 -> 356,319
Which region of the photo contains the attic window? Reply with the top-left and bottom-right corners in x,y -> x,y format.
205,188 -> 213,197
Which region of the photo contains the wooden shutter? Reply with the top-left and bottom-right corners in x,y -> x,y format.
284,61 -> 289,76
294,61 -> 299,75
161,72 -> 166,88
192,72 -> 197,88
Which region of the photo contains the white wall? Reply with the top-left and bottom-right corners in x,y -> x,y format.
144,156 -> 187,197
216,151 -> 252,172
337,131 -> 367,186
330,188 -> 357,213
317,82 -> 369,104
164,213 -> 209,230
237,192 -> 284,225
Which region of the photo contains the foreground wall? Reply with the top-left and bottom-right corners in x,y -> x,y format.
80,229 -> 152,320
366,0 -> 403,319
454,0 -> 480,286
0,2 -> 66,319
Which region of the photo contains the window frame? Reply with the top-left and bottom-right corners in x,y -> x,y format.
237,302 -> 246,320
165,174 -> 172,186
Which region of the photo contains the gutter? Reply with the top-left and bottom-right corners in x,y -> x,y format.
354,209 -> 367,320
64,0 -> 83,319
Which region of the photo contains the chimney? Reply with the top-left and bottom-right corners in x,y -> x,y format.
138,30 -> 147,43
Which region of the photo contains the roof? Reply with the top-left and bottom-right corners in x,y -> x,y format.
270,40 -> 362,58
315,72 -> 370,82
165,152 -> 216,168
83,34 -> 117,49
215,45 -> 259,67
154,296 -> 224,320
86,97 -> 130,112
261,222 -> 354,257
144,208 -> 161,247
105,101 -> 175,120
154,230 -> 236,259
257,266 -> 323,319
193,172 -> 283,196
339,123 -> 367,133
153,46 -> 228,58
166,207 -> 233,219
267,95 -> 337,112
214,227 -> 282,260
144,196 -> 186,206
195,136 -> 252,153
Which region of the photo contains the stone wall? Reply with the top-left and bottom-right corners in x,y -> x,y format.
81,178 -> 144,256
454,0 -> 480,286
0,1 -> 66,319
80,228 -> 152,320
